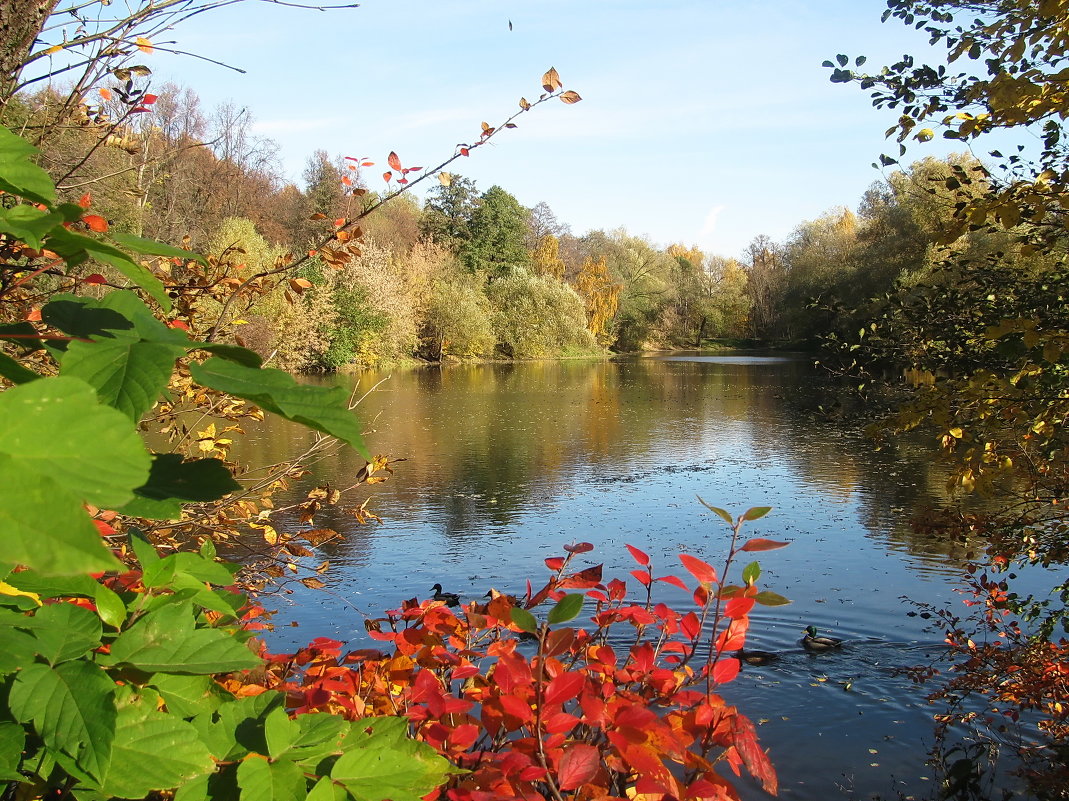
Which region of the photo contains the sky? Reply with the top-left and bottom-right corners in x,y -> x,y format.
132,0 -> 975,258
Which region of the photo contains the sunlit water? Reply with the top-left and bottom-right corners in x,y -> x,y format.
231,353 -> 1046,800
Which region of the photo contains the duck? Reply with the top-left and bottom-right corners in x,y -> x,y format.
736,648 -> 779,666
430,583 -> 460,607
483,588 -> 523,606
801,625 -> 842,653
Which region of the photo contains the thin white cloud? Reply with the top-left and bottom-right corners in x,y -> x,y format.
699,205 -> 726,239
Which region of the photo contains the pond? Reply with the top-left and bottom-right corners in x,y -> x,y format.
233,352 -> 1014,800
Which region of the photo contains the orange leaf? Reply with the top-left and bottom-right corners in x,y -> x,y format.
542,66 -> 562,92
559,90 -> 582,104
135,37 -> 153,53
557,743 -> 599,791
341,175 -> 352,186
679,553 -> 718,584
740,538 -> 789,552
82,214 -> 108,232
382,171 -> 392,183
78,192 -> 92,209
98,88 -> 112,101
387,151 -> 402,171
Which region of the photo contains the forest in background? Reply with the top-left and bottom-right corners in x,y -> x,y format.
6,81 -> 1033,371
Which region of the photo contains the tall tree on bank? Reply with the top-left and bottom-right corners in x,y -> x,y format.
744,234 -> 784,339
462,185 -> 531,275
420,174 -> 478,248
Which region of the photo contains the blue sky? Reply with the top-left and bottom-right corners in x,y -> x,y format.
143,0 -> 972,258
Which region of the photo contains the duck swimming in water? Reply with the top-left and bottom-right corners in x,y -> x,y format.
801,625 -> 842,652
430,583 -> 460,607
736,648 -> 779,666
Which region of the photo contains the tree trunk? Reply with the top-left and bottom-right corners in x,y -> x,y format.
0,0 -> 61,103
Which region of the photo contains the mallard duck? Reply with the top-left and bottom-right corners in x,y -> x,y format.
430,583 -> 460,607
736,648 -> 778,666
801,625 -> 842,653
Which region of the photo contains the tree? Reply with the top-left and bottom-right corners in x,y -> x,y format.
743,234 -> 785,339
462,185 -> 531,275
827,1 -> 1069,792
420,174 -> 478,247
531,232 -> 566,279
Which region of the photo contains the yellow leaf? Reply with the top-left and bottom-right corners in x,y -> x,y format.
231,319 -> 249,325
43,45 -> 64,55
949,427 -> 964,439
438,172 -> 452,187
0,581 -> 41,606
135,37 -> 154,54
559,90 -> 582,104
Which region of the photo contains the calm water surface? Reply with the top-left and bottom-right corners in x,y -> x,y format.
235,353 -> 1019,800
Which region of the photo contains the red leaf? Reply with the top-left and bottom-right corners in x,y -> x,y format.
557,743 -> 599,791
168,320 -> 190,331
733,714 -> 778,794
78,192 -> 92,209
725,597 -> 755,619
740,538 -> 789,552
387,151 -> 402,171
655,574 -> 689,591
712,657 -> 740,684
82,214 -> 108,232
630,569 -> 651,587
564,542 -> 593,554
545,556 -> 565,571
84,273 -> 107,285
679,553 -> 718,584
344,156 -> 360,161
626,544 -> 650,566
680,611 -> 701,640
545,671 -> 584,706
93,519 -> 116,536
407,166 -> 423,171
460,147 -> 470,156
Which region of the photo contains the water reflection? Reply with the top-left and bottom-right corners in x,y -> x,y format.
231,353 -> 1003,800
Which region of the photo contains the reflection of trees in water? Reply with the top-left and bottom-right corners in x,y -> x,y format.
230,357 -> 987,569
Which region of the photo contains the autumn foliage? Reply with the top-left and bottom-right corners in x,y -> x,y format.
256,509 -> 787,801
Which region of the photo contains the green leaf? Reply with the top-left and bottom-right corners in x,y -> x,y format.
151,674 -> 224,719
0,626 -> 39,674
106,600 -> 260,674
8,660 -> 116,782
287,713 -> 348,765
333,718 -> 454,801
306,777 -> 347,801
547,593 -> 584,624
193,342 -> 264,367
238,757 -> 307,801
0,124 -> 56,206
0,376 -> 150,574
109,232 -> 207,266
510,607 -> 538,634
41,296 -> 134,351
0,721 -> 26,781
134,454 -> 242,502
696,495 -> 734,524
45,228 -> 171,312
741,561 -> 761,586
23,602 -> 102,665
742,506 -> 772,521
129,527 -> 162,570
94,584 -> 127,629
190,358 -> 367,455
753,590 -> 792,607
97,689 -> 215,798
0,204 -> 65,249
61,336 -> 184,420
265,707 -> 299,759
0,351 -> 40,384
